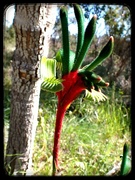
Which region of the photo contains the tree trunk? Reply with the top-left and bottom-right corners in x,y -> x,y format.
4,4 -> 57,176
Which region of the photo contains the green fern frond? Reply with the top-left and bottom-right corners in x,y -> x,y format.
85,89 -> 108,102
41,77 -> 63,93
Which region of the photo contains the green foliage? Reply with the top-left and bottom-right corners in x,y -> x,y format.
80,4 -> 131,37
3,25 -> 15,68
104,5 -> 131,37
3,25 -> 14,125
4,25 -> 15,43
120,143 -> 131,175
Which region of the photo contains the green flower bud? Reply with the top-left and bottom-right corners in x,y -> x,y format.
84,36 -> 114,71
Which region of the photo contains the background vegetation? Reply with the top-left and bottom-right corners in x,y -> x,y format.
4,4 -> 131,176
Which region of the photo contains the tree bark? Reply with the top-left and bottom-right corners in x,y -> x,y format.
4,4 -> 57,176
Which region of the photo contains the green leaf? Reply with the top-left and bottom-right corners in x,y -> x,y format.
41,57 -> 56,80
41,77 -> 63,93
120,143 -> 131,175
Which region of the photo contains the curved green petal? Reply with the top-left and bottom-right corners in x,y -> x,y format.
85,89 -> 108,102
55,49 -> 75,72
73,4 -> 85,61
60,7 -> 70,75
72,15 -> 97,71
41,77 -> 63,93
84,36 -> 114,71
41,56 -> 56,80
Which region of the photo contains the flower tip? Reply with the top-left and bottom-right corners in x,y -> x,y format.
105,82 -> 109,87
93,14 -> 97,19
91,86 -> 95,89
97,76 -> 102,82
110,36 -> 114,42
60,6 -> 67,14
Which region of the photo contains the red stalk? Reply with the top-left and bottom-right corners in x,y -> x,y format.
53,102 -> 66,175
52,71 -> 86,175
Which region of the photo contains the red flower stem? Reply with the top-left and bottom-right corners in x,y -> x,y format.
52,102 -> 67,175
52,71 -> 86,175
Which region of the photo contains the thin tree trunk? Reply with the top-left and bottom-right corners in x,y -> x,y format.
4,4 -> 57,176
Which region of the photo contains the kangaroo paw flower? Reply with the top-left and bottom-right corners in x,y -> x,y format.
40,4 -> 114,175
